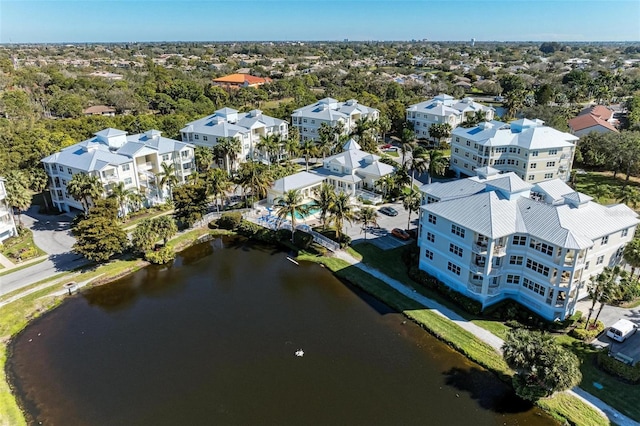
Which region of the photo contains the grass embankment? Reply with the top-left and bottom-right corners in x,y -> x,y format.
574,170 -> 640,208
305,242 -> 608,426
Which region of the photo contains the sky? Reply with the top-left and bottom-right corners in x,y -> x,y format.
1,0 -> 639,43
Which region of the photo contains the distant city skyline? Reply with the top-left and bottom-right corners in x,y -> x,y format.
1,0 -> 639,44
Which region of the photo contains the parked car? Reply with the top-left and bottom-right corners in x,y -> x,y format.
381,144 -> 393,150
606,319 -> 638,342
379,206 -> 398,216
391,228 -> 410,240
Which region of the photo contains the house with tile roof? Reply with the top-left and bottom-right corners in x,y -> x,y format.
291,98 -> 379,142
450,119 -> 578,183
42,129 -> 195,213
181,107 -> 288,171
568,105 -> 619,137
406,94 -> 494,142
417,167 -> 639,321
0,178 -> 18,243
212,73 -> 271,89
267,139 -> 394,205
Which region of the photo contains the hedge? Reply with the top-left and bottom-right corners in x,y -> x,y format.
570,319 -> 605,342
596,350 -> 640,383
408,266 -> 482,315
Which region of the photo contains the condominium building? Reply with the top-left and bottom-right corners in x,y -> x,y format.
406,94 -> 494,141
181,107 -> 288,170
0,178 -> 18,243
42,128 -> 195,213
450,119 -> 578,183
417,167 -> 639,321
291,98 -> 379,142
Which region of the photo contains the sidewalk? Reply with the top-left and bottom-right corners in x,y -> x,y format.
334,249 -> 639,426
0,253 -> 48,275
0,253 -> 14,269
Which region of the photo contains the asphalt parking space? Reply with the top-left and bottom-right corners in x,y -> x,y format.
345,201 -> 418,250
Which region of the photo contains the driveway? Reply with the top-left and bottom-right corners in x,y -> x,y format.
344,200 -> 419,250
575,299 -> 640,328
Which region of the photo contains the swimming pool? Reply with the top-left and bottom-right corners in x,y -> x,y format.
292,202 -> 320,219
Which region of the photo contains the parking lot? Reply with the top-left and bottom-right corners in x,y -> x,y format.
592,329 -> 640,365
342,200 -> 419,250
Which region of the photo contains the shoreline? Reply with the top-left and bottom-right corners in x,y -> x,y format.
0,230 -> 616,426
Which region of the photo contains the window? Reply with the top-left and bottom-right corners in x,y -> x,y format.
61,179 -> 66,185
122,164 -> 130,172
544,173 -> 553,179
425,250 -> 433,260
548,149 -> 558,155
596,255 -> 604,265
59,165 -> 64,171
585,261 -> 590,270
622,228 -> 629,237
451,225 -> 465,238
506,274 -> 521,284
453,159 -> 458,164
428,214 -> 437,224
523,278 -> 545,296
427,232 -> 435,243
182,151 -> 189,158
162,154 -> 170,161
494,159 -> 506,165
531,151 -> 538,157
194,134 -> 199,140
124,177 -> 132,185
528,175 -> 535,181
513,235 -> 526,246
447,262 -> 461,275
526,259 -> 550,276
530,163 -> 537,169
601,236 -> 608,245
454,148 -> 459,153
455,137 -> 460,142
449,243 -> 463,257
465,152 -> 469,157
67,168 -> 72,174
529,238 -> 554,256
507,159 -> 518,165
464,163 -> 468,169
466,141 -> 471,146
203,136 -> 208,141
509,255 -> 524,265
495,147 -> 507,153
546,161 -> 556,167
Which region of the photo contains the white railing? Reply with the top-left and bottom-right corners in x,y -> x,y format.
467,283 -> 483,294
355,189 -> 382,203
470,263 -> 485,274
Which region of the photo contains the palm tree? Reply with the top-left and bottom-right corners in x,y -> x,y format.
206,168 -> 231,213
67,173 -> 103,214
408,147 -> 429,188
403,189 -> 421,230
275,189 -> 309,243
127,190 -> 145,213
215,137 -> 242,173
154,215 -> 178,246
398,128 -> 416,166
284,127 -> 300,162
194,146 -> 214,172
313,183 -> 336,230
4,170 -> 31,226
329,192 -> 356,242
426,150 -> 448,185
377,115 -> 392,142
108,181 -> 134,220
357,206 -> 378,240
593,266 -> 623,324
158,162 -> 179,201
236,161 -> 272,203
317,122 -> 335,160
299,140 -> 318,172
256,133 -> 280,168
624,238 -> 640,277
375,174 -> 395,199
351,117 -> 375,141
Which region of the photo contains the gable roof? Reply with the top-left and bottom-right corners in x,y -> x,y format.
213,73 -> 270,85
568,113 -> 618,133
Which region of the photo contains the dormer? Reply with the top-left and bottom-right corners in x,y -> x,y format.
144,129 -> 162,140
94,128 -> 127,149
215,107 -> 238,123
248,109 -> 262,118
562,191 -> 592,208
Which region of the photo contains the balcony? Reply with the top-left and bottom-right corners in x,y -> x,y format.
472,243 -> 488,254
493,245 -> 506,256
102,174 -> 119,183
487,284 -> 501,296
470,263 -> 485,274
487,266 -> 502,276
138,162 -> 153,171
467,282 -> 483,295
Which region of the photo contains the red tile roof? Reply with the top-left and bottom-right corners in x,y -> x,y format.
569,113 -> 618,133
578,105 -> 614,121
213,73 -> 270,86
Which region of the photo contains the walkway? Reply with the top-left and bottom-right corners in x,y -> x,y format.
334,250 -> 639,426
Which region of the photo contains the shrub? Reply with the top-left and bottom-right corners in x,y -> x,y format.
217,212 -> 243,230
144,247 -> 176,264
408,267 -> 482,315
569,319 -> 605,342
596,350 -> 640,383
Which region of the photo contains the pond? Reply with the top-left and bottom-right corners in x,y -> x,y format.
7,237 -> 554,425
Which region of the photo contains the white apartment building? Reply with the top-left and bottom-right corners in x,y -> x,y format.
42,128 -> 195,213
406,94 -> 494,142
291,98 -> 379,142
0,178 -> 18,243
417,167 -> 639,321
450,119 -> 579,183
181,107 -> 288,170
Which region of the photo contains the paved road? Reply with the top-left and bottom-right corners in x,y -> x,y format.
0,207 -> 86,297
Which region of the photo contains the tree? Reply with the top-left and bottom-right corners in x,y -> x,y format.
206,168 -> 231,213
194,146 -> 214,172
357,206 -> 378,240
67,173 -> 103,214
4,170 -> 31,225
131,219 -> 156,254
313,183 -> 336,230
398,128 -> 416,165
499,75 -> 529,118
214,137 -> 242,173
592,266 -> 625,325
153,215 -> 178,245
617,185 -> 640,209
158,162 -> 179,201
299,140 -> 318,172
402,189 -> 421,230
502,329 -> 581,401
275,189 -> 309,243
329,192 -> 356,242
256,133 -> 281,167
624,238 -> 640,277
428,123 -> 452,145
426,150 -> 448,185
236,161 -> 272,203
108,181 -> 134,220
72,199 -> 128,263
172,183 -> 208,227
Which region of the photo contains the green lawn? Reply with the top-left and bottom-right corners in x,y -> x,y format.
537,393 -> 609,426
573,170 -> 640,208
1,228 -> 46,263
